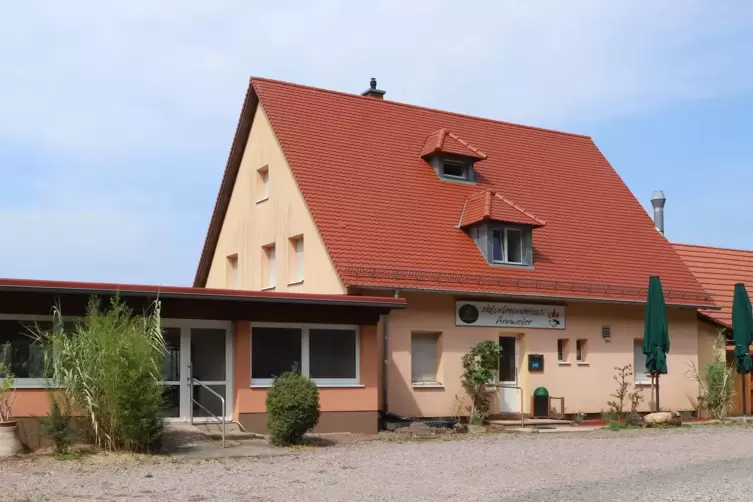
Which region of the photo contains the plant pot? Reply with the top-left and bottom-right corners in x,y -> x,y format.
0,422 -> 23,457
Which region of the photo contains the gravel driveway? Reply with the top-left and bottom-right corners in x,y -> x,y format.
5,426 -> 753,501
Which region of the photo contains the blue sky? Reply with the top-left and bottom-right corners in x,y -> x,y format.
1,1 -> 751,286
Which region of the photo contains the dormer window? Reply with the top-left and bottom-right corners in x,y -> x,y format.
421,129 -> 487,184
459,190 -> 546,268
441,160 -> 470,181
492,228 -> 523,264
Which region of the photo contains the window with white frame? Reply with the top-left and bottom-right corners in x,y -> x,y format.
411,332 -> 440,384
557,339 -> 568,362
0,318 -> 73,386
633,339 -> 650,383
491,228 -> 523,265
251,324 -> 359,386
576,339 -> 587,362
289,236 -> 304,283
256,166 -> 269,202
227,254 -> 238,289
263,245 -> 276,289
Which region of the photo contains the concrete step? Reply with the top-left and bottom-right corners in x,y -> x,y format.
165,422 -> 263,441
487,418 -> 573,427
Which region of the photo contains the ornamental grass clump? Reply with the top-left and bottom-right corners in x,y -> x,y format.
38,297 -> 166,452
687,331 -> 735,420
266,370 -> 320,446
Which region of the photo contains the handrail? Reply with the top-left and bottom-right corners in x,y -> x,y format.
495,384 -> 525,428
189,376 -> 226,448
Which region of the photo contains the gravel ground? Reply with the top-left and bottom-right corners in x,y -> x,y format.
5,426 -> 753,502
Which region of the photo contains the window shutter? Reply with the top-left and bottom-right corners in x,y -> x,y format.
411,334 -> 439,383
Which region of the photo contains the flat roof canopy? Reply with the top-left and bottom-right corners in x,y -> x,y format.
0,278 -> 405,325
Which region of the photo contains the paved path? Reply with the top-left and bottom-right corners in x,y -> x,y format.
5,426 -> 753,501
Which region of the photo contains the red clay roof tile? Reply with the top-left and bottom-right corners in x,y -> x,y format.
420,129 -> 487,160
195,77 -> 714,307
460,191 -> 545,228
673,243 -> 753,327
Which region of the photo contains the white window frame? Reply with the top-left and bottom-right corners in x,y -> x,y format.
263,245 -> 276,290
0,313 -> 77,388
294,237 -> 304,283
576,339 -> 587,362
250,322 -> 360,388
633,339 -> 650,384
410,332 -> 441,386
256,166 -> 269,203
557,339 -> 568,363
504,228 -> 523,265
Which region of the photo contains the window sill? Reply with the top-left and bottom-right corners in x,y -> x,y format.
256,197 -> 269,204
576,362 -> 589,366
635,381 -> 652,386
12,379 -> 59,389
287,280 -> 304,286
557,361 -> 571,366
260,285 -> 276,291
412,382 -> 444,389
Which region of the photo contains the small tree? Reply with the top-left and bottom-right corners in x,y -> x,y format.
38,394 -> 77,456
606,364 -> 633,423
461,340 -> 502,424
266,371 -> 320,446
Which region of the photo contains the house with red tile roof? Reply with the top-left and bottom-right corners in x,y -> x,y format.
674,243 -> 753,416
195,77 -> 718,422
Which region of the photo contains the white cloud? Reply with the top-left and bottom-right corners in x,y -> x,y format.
1,0 -> 751,155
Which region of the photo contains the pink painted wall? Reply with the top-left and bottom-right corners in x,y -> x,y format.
232,322 -> 379,418
10,388 -> 51,417
387,292 -> 703,417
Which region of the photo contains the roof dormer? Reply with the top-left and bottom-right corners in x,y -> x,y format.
421,129 -> 487,183
459,190 -> 546,268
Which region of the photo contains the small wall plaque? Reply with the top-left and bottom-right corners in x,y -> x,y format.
528,354 -> 544,372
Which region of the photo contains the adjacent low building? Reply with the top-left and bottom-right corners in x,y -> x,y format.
194,77 -> 718,421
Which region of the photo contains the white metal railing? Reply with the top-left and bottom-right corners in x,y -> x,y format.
495,384 -> 525,428
189,374 -> 226,448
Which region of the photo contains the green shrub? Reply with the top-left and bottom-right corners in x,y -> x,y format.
38,394 -> 76,455
461,341 -> 501,425
687,331 -> 735,420
266,371 -> 320,446
37,297 -> 166,452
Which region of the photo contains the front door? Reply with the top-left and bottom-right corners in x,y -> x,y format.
498,336 -> 519,413
159,321 -> 233,421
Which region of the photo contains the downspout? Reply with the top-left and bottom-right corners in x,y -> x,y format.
380,288 -> 399,428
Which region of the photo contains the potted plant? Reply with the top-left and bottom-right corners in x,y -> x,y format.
0,361 -> 23,456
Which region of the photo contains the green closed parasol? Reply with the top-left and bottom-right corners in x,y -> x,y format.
732,283 -> 753,419
643,276 -> 669,412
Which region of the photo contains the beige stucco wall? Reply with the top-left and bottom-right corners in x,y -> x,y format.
205,105 -> 345,294
387,292 -> 702,417
697,319 -> 722,375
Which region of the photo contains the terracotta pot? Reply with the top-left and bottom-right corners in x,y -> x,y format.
0,420 -> 18,427
0,423 -> 23,456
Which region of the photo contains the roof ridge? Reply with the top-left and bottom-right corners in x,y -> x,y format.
250,76 -> 593,141
446,131 -> 488,159
493,193 -> 547,226
674,242 -> 753,254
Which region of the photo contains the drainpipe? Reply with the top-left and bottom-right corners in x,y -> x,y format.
380,289 -> 399,428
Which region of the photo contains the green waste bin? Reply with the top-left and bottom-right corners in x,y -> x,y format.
533,387 -> 549,418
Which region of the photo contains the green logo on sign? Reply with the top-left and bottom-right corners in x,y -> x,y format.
458,304 -> 479,324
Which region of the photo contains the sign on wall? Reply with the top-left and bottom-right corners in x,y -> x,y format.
455,301 -> 565,329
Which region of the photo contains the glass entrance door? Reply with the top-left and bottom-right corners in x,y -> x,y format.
160,327 -> 182,418
189,327 -> 228,420
159,321 -> 232,421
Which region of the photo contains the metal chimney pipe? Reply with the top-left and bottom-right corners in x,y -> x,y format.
651,191 -> 666,234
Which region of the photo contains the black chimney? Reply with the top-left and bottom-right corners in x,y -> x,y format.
361,77 -> 386,99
